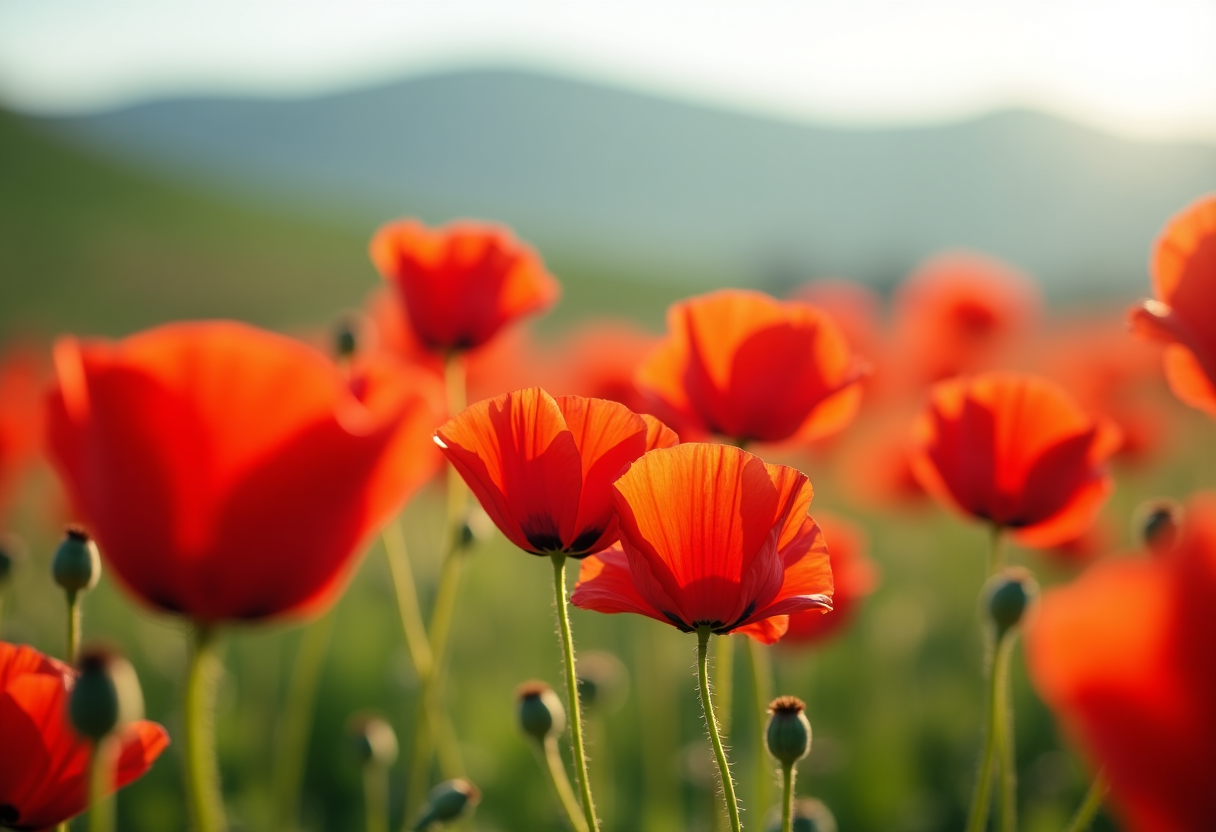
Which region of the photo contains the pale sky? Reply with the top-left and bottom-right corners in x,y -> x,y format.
1,0 -> 1214,142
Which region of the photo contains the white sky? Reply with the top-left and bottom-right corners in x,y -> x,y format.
1,0 -> 1214,142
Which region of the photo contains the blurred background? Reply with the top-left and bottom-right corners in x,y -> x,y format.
1,1 -> 1214,830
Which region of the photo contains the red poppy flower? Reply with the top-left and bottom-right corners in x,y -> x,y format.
544,322 -> 659,414
45,321 -> 443,623
908,372 -> 1122,548
370,219 -> 560,354
780,511 -> 877,646
0,347 -> 42,522
1025,492 -> 1216,832
571,443 -> 833,644
892,253 -> 1038,386
0,641 -> 168,831
1129,195 -> 1216,417
635,290 -> 865,445
434,388 -> 679,557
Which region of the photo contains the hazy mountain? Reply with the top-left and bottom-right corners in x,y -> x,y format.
41,67 -> 1216,296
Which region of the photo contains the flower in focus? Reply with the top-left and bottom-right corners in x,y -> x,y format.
0,347 -> 42,523
1025,492 -> 1216,832
370,219 -> 560,354
636,289 -> 865,445
1129,195 -> 1216,417
780,511 -> 877,646
572,443 -> 833,644
46,321 -> 443,623
0,641 -> 168,830
892,253 -> 1038,386
908,372 -> 1122,548
435,388 -> 678,557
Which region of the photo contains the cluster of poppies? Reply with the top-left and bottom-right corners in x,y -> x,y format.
0,194 -> 1212,832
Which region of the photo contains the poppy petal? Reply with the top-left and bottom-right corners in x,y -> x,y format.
570,547 -> 673,626
732,617 -> 790,644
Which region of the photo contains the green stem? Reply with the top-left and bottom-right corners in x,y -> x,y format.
988,526 -> 1007,576
1061,771 -> 1107,832
966,632 -> 1012,832
272,611 -> 336,831
780,762 -> 795,832
383,520 -> 434,680
748,639 -> 774,813
184,625 -> 227,832
66,589 -> 80,663
88,737 -> 114,832
710,636 -> 735,832
998,635 -> 1017,832
551,553 -> 599,831
533,737 -> 590,832
363,763 -> 389,832
697,627 -> 742,832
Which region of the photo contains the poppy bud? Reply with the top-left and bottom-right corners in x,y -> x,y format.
69,646 -> 144,742
983,567 -> 1038,637
52,526 -> 100,594
412,778 -> 480,830
334,316 -> 360,360
576,650 -> 629,714
348,713 -> 398,768
516,680 -> 565,742
766,696 -> 811,765
1136,499 -> 1182,554
765,797 -> 838,832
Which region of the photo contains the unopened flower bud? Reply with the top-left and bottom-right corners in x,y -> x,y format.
766,696 -> 811,765
412,778 -> 480,830
765,798 -> 838,832
983,567 -> 1038,637
348,713 -> 398,768
69,646 -> 144,742
516,680 -> 565,742
577,650 -> 629,714
52,526 -> 100,594
1137,499 -> 1182,554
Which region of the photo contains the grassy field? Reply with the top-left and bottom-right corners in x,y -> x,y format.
1,108 -> 1208,831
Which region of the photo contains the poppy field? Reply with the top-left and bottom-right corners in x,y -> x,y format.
0,168 -> 1214,832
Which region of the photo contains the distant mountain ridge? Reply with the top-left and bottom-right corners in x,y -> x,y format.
41,67 -> 1216,296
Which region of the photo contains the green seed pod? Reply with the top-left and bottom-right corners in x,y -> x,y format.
765,798 -> 838,832
69,646 -> 144,742
412,778 -> 480,830
983,567 -> 1039,637
52,527 -> 101,594
348,713 -> 398,767
1137,498 -> 1183,554
766,696 -> 811,765
516,680 -> 565,742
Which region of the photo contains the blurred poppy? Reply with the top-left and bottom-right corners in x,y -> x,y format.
1025,492 -> 1216,832
435,388 -> 678,557
635,289 -> 865,445
571,443 -> 833,644
543,322 -> 659,413
370,219 -> 560,354
908,372 -> 1122,548
892,253 -> 1038,387
0,641 -> 168,830
45,321 -> 443,623
780,511 -> 877,646
790,279 -> 884,375
0,347 -> 42,523
836,410 -> 929,510
1129,195 -> 1216,417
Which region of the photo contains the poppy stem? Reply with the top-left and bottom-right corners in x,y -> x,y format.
996,633 -> 1018,832
184,624 -> 228,832
1061,770 -> 1107,832
271,610 -> 335,831
363,760 -> 389,832
383,519 -> 434,681
551,552 -> 600,831
779,761 -> 795,832
710,635 -> 735,832
531,735 -> 590,832
697,627 -> 743,832
988,526 -> 1007,576
747,639 -> 774,812
87,737 -> 115,832
65,588 -> 80,663
965,630 -> 1012,832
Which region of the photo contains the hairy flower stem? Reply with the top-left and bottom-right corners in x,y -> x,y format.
185,625 -> 227,832
780,761 -> 795,832
966,631 -> 1013,832
532,736 -> 590,832
272,611 -> 335,831
1061,771 -> 1107,832
748,639 -> 774,812
551,553 -> 600,830
65,589 -> 81,663
698,627 -> 743,832
88,738 -> 115,832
